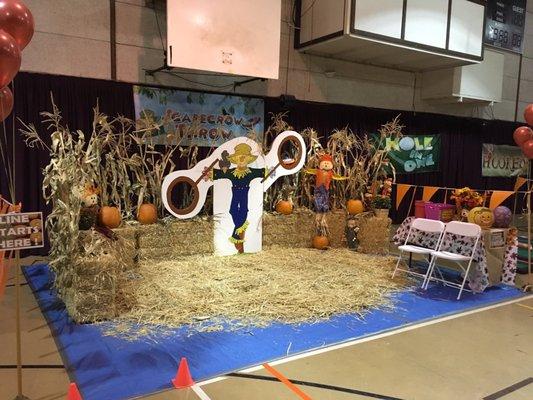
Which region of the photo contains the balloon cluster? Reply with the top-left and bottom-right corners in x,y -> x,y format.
0,0 -> 34,122
514,105 -> 533,159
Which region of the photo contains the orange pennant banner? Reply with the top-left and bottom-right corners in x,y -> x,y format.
514,176 -> 527,192
422,186 -> 440,202
396,184 -> 412,210
489,191 -> 514,209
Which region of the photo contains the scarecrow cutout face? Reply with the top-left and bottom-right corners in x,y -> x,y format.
161,131 -> 306,256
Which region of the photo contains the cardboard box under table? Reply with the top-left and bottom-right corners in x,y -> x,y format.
483,228 -> 509,285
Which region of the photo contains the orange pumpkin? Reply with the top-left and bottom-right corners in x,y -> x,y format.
98,206 -> 121,229
137,203 -> 158,224
347,199 -> 364,215
312,235 -> 329,250
275,200 -> 293,215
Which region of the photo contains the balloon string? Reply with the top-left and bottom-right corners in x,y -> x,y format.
10,80 -> 15,203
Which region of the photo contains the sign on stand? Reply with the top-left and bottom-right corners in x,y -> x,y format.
0,212 -> 44,251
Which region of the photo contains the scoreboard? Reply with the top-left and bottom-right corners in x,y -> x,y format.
484,0 -> 526,54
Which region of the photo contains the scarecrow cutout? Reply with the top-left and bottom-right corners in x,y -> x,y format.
162,131 -> 306,256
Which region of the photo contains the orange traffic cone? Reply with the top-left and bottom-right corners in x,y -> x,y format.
66,382 -> 82,400
172,357 -> 195,389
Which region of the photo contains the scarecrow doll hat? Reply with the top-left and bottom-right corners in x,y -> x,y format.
227,143 -> 259,164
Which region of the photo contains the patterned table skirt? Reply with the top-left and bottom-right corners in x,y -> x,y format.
393,217 -> 517,293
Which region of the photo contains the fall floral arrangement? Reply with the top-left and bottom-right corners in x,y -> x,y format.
450,187 -> 484,210
366,177 -> 393,210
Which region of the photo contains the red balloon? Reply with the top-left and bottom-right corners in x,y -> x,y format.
513,126 -> 533,146
0,85 -> 13,122
0,30 -> 20,88
522,139 -> 533,159
0,0 -> 34,50
525,104 -> 533,127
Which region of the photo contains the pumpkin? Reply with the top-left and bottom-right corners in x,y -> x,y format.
98,206 -> 121,229
347,199 -> 364,215
275,200 -> 293,215
137,203 -> 158,224
467,207 -> 494,229
312,235 -> 329,250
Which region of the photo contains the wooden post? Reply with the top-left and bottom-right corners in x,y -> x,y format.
13,250 -> 30,400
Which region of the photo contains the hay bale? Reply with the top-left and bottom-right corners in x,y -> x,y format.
61,231 -> 137,323
263,209 -> 346,249
64,289 -> 116,322
327,211 -> 346,248
263,209 -> 314,248
358,216 -> 391,255
136,218 -> 213,255
112,225 -> 137,241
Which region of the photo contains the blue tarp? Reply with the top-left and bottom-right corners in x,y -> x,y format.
24,263 -> 525,400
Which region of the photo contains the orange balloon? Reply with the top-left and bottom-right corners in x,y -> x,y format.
0,30 -> 20,89
0,1 -> 34,50
513,126 -> 533,146
521,139 -> 533,159
524,104 -> 533,127
0,86 -> 13,122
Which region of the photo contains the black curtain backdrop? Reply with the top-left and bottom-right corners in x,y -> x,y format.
0,72 -> 134,215
0,72 -> 525,234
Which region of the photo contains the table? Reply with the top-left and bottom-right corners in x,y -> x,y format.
393,217 -> 518,293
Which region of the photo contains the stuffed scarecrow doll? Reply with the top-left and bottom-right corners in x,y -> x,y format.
305,153 -> 348,224
206,143 -> 270,253
345,217 -> 360,250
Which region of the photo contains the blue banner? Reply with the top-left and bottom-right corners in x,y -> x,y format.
133,86 -> 264,147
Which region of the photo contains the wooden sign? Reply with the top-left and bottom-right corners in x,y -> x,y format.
0,212 -> 44,251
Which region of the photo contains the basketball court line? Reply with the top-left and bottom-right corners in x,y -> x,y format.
482,377 -> 533,400
197,294 -> 533,387
262,363 -> 313,400
192,384 -> 212,400
516,302 -> 533,311
227,372 -> 405,400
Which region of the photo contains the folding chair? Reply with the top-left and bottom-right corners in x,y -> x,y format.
423,221 -> 481,300
392,218 -> 445,286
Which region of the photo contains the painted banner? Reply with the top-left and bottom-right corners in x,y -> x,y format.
482,144 -> 528,177
374,134 -> 440,174
0,212 -> 44,251
133,85 -> 265,147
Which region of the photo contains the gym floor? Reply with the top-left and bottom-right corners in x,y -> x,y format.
1,260 -> 532,400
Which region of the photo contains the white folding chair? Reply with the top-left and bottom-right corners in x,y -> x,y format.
392,218 -> 445,286
423,221 -> 481,300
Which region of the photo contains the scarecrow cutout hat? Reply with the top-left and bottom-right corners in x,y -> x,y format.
227,143 -> 259,164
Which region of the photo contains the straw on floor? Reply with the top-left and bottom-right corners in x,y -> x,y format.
108,246 -> 407,336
